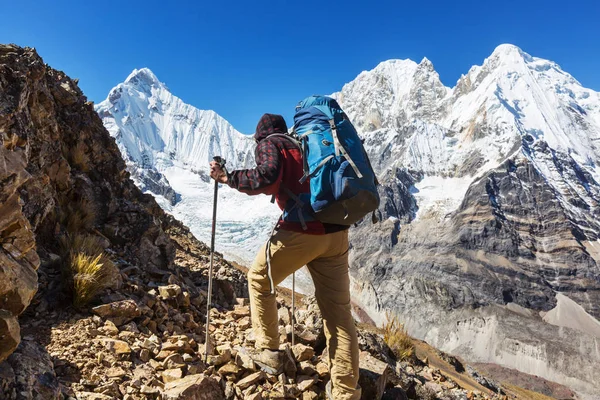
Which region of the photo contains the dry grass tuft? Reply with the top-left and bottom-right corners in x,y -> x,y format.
69,142 -> 90,172
383,312 -> 415,362
60,232 -> 104,256
60,233 -> 116,307
70,252 -> 112,308
59,197 -> 96,233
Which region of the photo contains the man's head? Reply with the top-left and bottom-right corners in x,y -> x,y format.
254,114 -> 288,143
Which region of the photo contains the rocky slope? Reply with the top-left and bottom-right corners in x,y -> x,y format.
336,45 -> 600,398
0,44 -> 524,400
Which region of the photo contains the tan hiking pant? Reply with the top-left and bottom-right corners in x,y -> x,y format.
248,229 -> 360,400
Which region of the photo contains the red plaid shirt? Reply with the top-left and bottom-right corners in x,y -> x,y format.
227,138 -> 282,195
227,114 -> 346,234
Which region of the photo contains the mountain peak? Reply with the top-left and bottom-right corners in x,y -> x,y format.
417,57 -> 435,72
124,67 -> 164,89
492,43 -> 522,54
488,43 -> 534,64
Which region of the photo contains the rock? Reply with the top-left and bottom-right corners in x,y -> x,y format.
92,300 -> 141,325
0,141 -> 38,363
232,305 -> 250,318
292,344 -> 314,362
246,392 -> 263,400
234,347 -> 256,370
358,351 -> 391,400
95,338 -> 131,355
162,337 -> 193,353
156,349 -> 177,360
162,368 -> 184,383
466,365 -> 503,394
278,307 -> 291,325
296,329 -> 319,346
133,364 -> 155,381
1,341 -> 61,399
162,374 -> 224,400
139,348 -> 151,362
283,384 -> 301,398
102,320 -> 119,336
238,316 -> 251,330
236,298 -> 249,306
297,375 -> 318,392
121,321 -> 140,333
163,353 -> 186,369
421,368 -> 434,381
236,371 -> 266,390
218,362 -> 241,376
0,312 -> 20,364
106,367 -> 127,378
208,348 -> 231,366
315,362 -> 329,377
76,392 -> 114,400
141,384 -> 160,395
159,284 -> 183,300
302,390 -> 319,400
298,361 -> 317,376
424,382 -> 442,394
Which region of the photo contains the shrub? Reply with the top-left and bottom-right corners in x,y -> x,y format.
383,312 -> 415,362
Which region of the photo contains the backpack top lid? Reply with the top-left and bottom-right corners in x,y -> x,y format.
296,95 -> 337,110
294,95 -> 344,125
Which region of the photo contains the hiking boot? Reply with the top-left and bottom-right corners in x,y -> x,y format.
326,380 -> 362,400
245,348 -> 284,375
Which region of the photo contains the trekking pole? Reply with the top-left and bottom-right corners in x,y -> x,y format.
205,156 -> 226,363
291,272 -> 295,346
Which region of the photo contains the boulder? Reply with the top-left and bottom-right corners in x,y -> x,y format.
0,341 -> 61,399
358,351 -> 390,400
92,300 -> 141,325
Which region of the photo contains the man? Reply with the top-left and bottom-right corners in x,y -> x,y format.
210,113 -> 360,400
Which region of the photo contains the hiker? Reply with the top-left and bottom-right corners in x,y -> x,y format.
209,113 -> 361,400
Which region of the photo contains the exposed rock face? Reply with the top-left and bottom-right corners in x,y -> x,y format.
0,44 -> 176,366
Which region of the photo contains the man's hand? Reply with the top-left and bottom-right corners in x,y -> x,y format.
210,160 -> 228,183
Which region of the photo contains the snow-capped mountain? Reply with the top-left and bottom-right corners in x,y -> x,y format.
95,69 -> 280,265
97,68 -> 255,172
337,44 -> 600,397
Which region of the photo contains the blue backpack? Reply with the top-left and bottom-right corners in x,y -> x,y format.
292,95 -> 380,226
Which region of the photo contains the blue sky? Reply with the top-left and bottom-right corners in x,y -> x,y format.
2,0 -> 599,133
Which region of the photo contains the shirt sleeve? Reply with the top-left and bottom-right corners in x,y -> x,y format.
227,139 -> 282,195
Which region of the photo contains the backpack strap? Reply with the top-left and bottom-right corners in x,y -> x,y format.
264,133 -> 301,150
281,185 -> 308,231
265,218 -> 280,295
329,119 -> 363,179
299,155 -> 334,184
